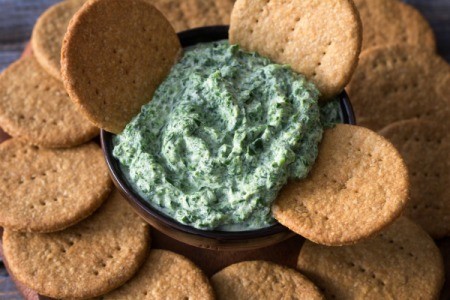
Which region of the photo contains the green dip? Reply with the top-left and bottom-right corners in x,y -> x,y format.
113,41 -> 339,231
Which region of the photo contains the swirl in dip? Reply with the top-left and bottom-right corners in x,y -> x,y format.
113,41 -> 340,231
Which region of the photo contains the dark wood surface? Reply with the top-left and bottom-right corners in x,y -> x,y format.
0,0 -> 449,299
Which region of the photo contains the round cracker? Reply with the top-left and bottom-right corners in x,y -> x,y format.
297,217 -> 444,299
229,0 -> 362,99
31,0 -> 87,80
379,120 -> 450,238
353,0 -> 436,51
103,249 -> 214,299
211,261 -> 324,299
0,139 -> 112,233
3,189 -> 150,299
347,45 -> 450,131
0,56 -> 98,148
61,0 -> 181,134
272,124 -> 409,246
148,0 -> 235,32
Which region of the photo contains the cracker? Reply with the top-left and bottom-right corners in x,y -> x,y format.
61,0 -> 181,134
297,217 -> 445,299
353,0 -> 436,51
2,189 -> 150,299
102,249 -> 214,299
211,261 -> 324,299
379,120 -> 450,238
347,45 -> 450,131
0,56 -> 99,148
148,0 -> 235,32
272,124 -> 409,246
229,0 -> 362,99
0,139 -> 112,233
31,0 -> 86,80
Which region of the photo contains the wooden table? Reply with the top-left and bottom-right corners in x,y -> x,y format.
0,0 -> 449,299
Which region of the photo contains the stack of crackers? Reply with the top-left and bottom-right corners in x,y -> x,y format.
0,0 -> 448,299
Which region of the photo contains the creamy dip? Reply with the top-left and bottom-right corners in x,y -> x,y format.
113,41 -> 340,231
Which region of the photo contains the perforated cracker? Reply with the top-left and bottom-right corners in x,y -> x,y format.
103,249 -> 214,299
347,45 -> 450,131
3,189 -> 150,299
353,0 -> 436,51
298,217 -> 444,299
31,0 -> 87,79
0,56 -> 98,148
272,124 -> 409,246
61,0 -> 181,133
229,0 -> 362,99
379,120 -> 450,238
0,139 -> 112,232
211,261 -> 324,299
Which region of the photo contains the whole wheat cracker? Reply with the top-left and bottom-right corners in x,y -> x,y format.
353,0 -> 436,51
61,0 -> 181,133
347,45 -> 450,131
272,124 -> 409,246
102,249 -> 214,299
229,0 -> 362,99
0,56 -> 98,148
31,0 -> 87,80
298,217 -> 444,300
3,189 -> 150,299
211,260 -> 324,300
0,139 -> 112,233
379,119 -> 450,238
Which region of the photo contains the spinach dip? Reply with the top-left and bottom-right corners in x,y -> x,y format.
113,41 -> 338,231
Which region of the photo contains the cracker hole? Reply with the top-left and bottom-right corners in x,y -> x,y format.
100,262 -> 106,268
116,246 -> 121,251
44,87 -> 50,92
29,204 -> 34,209
42,119 -> 47,123
68,241 -> 74,246
19,115 -> 25,120
95,89 -> 100,96
61,248 -> 66,253
312,72 -> 317,77
408,252 -> 414,258
39,201 -> 46,206
34,85 -> 39,89
108,254 -> 114,259
30,175 -> 36,180
53,198 -> 58,202
93,270 -> 99,276
143,291 -> 148,296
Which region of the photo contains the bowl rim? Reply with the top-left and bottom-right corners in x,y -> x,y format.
100,25 -> 356,242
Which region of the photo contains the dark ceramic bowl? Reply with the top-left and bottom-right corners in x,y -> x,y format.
101,26 -> 356,251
